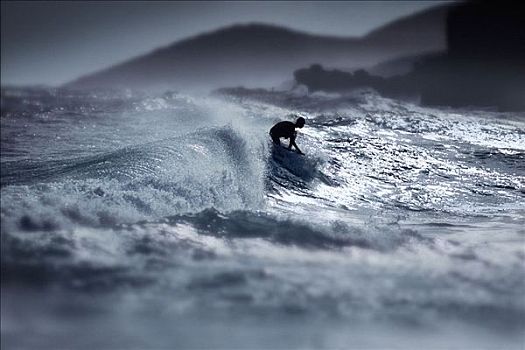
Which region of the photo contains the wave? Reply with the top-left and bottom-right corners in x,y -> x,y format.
268,144 -> 324,182
165,208 -> 425,250
1,125 -> 269,231
3,96 -> 524,235
1,206 -> 427,289
2,88 -> 525,228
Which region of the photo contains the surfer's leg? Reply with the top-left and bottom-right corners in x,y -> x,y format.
288,134 -> 296,149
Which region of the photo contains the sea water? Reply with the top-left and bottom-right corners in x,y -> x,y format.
1,87 -> 524,348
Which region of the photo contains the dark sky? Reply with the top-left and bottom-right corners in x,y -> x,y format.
1,1 -> 448,86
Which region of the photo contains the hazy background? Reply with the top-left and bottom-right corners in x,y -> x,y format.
1,0 -> 448,86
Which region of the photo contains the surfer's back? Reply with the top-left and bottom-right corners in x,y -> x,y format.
270,121 -> 295,138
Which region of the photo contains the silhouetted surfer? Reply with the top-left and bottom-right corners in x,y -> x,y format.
269,117 -> 305,155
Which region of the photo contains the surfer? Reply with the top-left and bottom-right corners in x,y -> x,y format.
269,117 -> 305,155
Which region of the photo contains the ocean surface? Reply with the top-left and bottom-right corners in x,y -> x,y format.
1,87 -> 524,349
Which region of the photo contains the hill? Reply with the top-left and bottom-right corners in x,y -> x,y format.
66,6 -> 448,91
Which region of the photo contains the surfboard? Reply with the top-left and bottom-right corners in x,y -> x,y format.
271,143 -> 304,156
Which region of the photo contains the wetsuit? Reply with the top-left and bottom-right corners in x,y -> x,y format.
269,121 -> 303,154
269,121 -> 296,145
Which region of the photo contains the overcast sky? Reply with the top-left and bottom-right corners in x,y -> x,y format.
1,1 -> 448,86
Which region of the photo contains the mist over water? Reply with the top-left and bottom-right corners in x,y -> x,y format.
1,87 -> 524,349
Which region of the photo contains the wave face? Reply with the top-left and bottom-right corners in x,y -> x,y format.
1,87 -> 525,349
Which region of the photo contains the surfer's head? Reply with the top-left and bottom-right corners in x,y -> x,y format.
295,117 -> 305,128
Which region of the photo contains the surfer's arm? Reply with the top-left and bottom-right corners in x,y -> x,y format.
288,135 -> 304,154
287,134 -> 295,150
